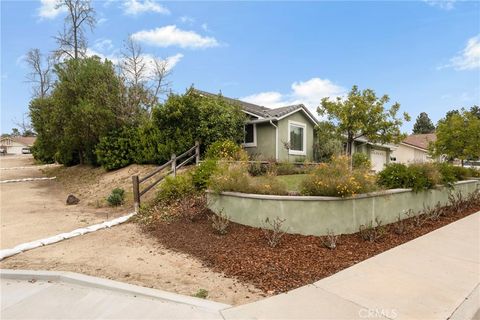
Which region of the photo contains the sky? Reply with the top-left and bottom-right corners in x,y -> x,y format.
1,0 -> 479,134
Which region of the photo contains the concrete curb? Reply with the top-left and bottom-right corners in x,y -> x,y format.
0,269 -> 231,312
0,164 -> 61,171
449,284 -> 480,320
0,177 -> 57,184
0,212 -> 135,261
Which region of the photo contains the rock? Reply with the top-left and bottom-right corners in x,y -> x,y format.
66,194 -> 80,205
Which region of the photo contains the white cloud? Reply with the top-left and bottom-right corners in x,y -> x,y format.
201,23 -> 209,32
447,35 -> 480,70
97,17 -> 108,25
423,0 -> 456,10
242,77 -> 346,115
93,38 -> 114,52
38,0 -> 66,19
131,25 -> 219,49
122,0 -> 170,16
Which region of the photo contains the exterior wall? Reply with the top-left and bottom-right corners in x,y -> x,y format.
354,143 -> 391,172
391,144 -> 432,164
0,139 -> 29,155
208,180 -> 479,236
244,123 -> 276,160
277,112 -> 315,162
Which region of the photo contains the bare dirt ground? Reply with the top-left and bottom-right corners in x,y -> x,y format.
0,155 -> 264,305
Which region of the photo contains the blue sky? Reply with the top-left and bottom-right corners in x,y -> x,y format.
1,0 -> 479,134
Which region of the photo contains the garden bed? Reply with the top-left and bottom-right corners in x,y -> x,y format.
145,200 -> 480,294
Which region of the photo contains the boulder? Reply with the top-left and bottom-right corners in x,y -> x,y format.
66,194 -> 80,205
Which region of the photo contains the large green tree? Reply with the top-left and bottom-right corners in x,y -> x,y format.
318,85 -> 410,155
313,121 -> 344,162
432,109 -> 480,165
413,112 -> 435,134
30,56 -> 124,165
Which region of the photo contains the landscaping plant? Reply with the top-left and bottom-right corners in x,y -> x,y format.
321,229 -> 339,250
107,188 -> 125,206
208,210 -> 230,235
262,217 -> 288,248
359,218 -> 386,242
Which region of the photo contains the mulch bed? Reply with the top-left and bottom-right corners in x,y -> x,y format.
145,204 -> 480,294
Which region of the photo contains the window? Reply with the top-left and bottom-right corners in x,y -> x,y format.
244,123 -> 256,147
288,121 -> 306,155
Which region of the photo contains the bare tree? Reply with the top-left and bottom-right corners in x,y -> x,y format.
54,0 -> 96,60
149,57 -> 171,104
121,37 -> 147,87
25,49 -> 53,98
13,113 -> 35,137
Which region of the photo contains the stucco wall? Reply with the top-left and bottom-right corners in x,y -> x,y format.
391,144 -> 432,164
277,112 -> 315,162
207,180 -> 479,236
244,123 -> 276,160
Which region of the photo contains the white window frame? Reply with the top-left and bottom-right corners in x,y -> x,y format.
288,120 -> 307,155
243,123 -> 257,147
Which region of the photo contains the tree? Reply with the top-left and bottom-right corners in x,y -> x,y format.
14,113 -> 35,136
313,121 -> 344,162
11,128 -> 20,137
470,105 -> 480,119
412,112 -> 435,134
54,0 -> 96,60
25,49 -> 53,98
432,109 -> 480,165
318,85 -> 410,156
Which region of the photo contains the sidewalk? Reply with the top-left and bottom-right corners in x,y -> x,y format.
222,212 -> 480,320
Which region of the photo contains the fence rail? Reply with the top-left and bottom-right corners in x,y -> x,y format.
132,141 -> 200,212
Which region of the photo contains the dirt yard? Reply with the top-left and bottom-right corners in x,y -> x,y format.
0,155 -> 264,305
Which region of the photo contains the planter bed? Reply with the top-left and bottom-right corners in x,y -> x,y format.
207,180 -> 479,236
145,202 -> 480,294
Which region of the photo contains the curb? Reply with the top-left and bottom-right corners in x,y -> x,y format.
0,177 -> 57,184
0,212 -> 135,260
0,269 -> 231,312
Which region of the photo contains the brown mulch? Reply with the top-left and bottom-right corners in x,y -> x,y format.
146,204 -> 480,294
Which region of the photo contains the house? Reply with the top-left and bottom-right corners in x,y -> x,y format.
390,133 -> 436,164
353,137 -> 396,172
194,90 -> 318,162
0,136 -> 36,155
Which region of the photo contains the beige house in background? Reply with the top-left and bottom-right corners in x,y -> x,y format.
391,133 -> 436,164
0,136 -> 36,154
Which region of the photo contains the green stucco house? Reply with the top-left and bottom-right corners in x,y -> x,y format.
195,90 -> 318,162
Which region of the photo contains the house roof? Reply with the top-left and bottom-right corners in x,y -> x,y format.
0,136 -> 36,146
191,89 -> 318,125
402,133 -> 436,151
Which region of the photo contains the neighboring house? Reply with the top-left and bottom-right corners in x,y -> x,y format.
353,137 -> 396,172
391,133 -> 436,164
195,90 -> 318,162
0,136 -> 36,154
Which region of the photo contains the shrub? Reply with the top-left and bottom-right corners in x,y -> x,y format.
262,217 -> 288,248
191,159 -> 218,190
352,152 -> 371,170
321,230 -> 339,249
209,210 -> 230,235
96,127 -> 138,171
300,156 -> 377,197
107,188 -> 125,206
359,218 -> 386,242
205,140 -> 247,161
156,174 -> 196,204
378,162 -> 441,192
193,289 -> 208,299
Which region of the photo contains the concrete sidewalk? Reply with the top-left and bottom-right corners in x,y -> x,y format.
222,212 -> 480,320
1,270 -> 229,319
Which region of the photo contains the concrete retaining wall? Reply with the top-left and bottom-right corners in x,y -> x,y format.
207,180 -> 479,236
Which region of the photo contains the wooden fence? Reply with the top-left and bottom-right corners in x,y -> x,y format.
132,141 -> 200,212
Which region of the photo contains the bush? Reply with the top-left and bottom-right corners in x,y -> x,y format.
107,188 -> 125,206
300,156 -> 377,197
209,163 -> 288,195
96,127 -> 138,170
191,159 -> 218,190
204,140 -> 247,161
156,174 -> 196,204
376,163 -> 411,189
352,152 -> 371,170
408,163 -> 442,191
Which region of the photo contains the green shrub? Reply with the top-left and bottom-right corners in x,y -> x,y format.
276,162 -> 296,175
467,167 -> 480,178
209,163 -> 288,195
352,152 -> 371,170
107,188 -> 125,206
156,174 -> 196,204
437,162 -> 459,186
96,127 -> 138,171
191,159 -> 218,190
300,156 -> 377,197
204,140 -> 247,160
378,162 -> 441,192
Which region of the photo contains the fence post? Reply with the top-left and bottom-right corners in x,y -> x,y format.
171,154 -> 177,177
195,140 -> 200,165
132,175 -> 140,213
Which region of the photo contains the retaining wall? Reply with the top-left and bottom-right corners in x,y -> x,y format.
207,180 -> 479,236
